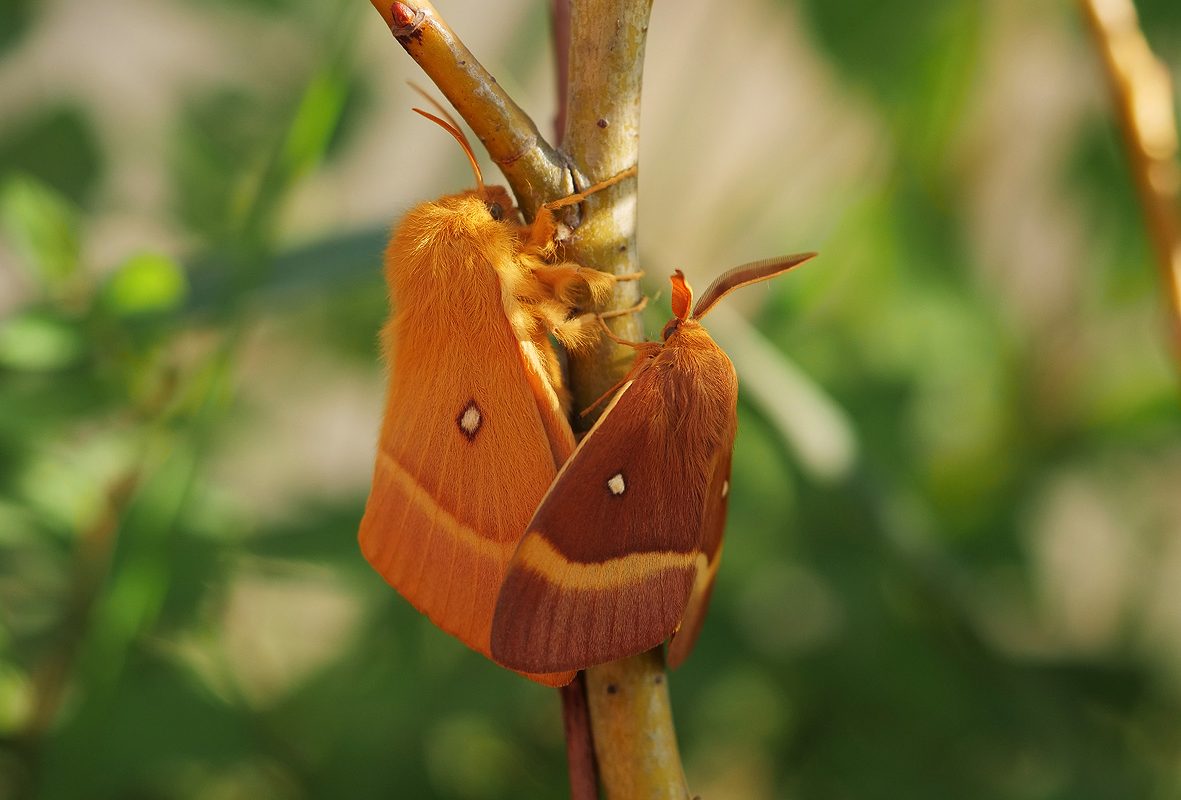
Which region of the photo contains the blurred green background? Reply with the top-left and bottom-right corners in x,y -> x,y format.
2,0 -> 1181,797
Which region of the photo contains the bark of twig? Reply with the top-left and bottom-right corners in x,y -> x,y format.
559,675 -> 598,800
560,0 -> 651,417
375,0 -> 571,217
369,1 -> 688,796
584,648 -> 688,799
1080,0 -> 1181,368
557,1 -> 689,798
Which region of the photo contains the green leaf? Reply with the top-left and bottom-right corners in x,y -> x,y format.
0,107 -> 103,205
0,662 -> 30,733
0,174 -> 81,289
280,68 -> 350,184
242,64 -> 352,245
0,0 -> 34,55
0,310 -> 83,371
101,252 -> 189,316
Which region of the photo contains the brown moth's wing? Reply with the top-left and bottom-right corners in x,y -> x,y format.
491,361 -> 716,673
359,258 -> 575,687
666,414 -> 735,669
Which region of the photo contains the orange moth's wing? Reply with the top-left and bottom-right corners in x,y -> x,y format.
666,414 -> 735,669
359,212 -> 574,687
517,337 -> 576,467
491,326 -> 738,673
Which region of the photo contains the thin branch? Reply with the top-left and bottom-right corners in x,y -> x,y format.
22,468 -> 140,740
584,649 -> 688,799
369,1 -> 686,794
559,675 -> 598,800
1080,0 -> 1181,366
9,465 -> 142,798
561,0 -> 651,418
370,0 -> 571,217
555,0 -> 689,797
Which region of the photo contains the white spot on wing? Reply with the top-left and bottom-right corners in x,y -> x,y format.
608,473 -> 626,495
457,401 -> 483,440
722,480 -> 729,498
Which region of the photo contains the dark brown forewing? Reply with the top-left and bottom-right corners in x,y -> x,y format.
666,411 -> 736,669
491,339 -> 735,673
691,253 -> 817,321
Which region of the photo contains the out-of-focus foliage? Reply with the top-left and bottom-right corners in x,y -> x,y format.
1,0 -> 1180,798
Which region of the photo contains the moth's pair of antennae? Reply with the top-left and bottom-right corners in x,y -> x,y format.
409,84 -> 484,193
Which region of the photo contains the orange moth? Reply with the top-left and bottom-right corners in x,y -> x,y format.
490,254 -> 817,673
357,106 -> 636,687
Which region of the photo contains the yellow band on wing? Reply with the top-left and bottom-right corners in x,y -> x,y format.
514,533 -> 704,591
377,450 -> 514,563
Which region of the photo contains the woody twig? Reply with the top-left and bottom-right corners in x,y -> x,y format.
368,1 -> 688,796
371,0 -> 571,217
1081,0 -> 1181,367
556,1 -> 690,798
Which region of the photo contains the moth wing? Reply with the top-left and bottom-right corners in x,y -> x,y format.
490,370 -> 711,674
359,269 -> 574,687
666,414 -> 735,668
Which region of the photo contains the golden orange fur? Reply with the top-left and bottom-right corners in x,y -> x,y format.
358,174 -> 630,687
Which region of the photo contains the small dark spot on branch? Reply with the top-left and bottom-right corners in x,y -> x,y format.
606,683 -> 618,695
597,118 -> 609,129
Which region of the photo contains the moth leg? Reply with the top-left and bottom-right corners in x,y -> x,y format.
550,295 -> 647,351
578,373 -> 633,419
532,263 -> 616,307
524,206 -> 562,255
524,165 -> 639,252
541,165 -> 638,213
551,313 -> 603,351
598,295 -> 648,320
594,313 -> 651,349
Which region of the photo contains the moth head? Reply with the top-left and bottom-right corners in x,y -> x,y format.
410,105 -> 523,226
476,185 -> 520,225
660,254 -> 819,340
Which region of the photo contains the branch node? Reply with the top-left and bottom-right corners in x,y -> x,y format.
390,2 -> 424,37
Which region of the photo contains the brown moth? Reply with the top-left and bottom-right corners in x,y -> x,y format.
490,254 -> 817,673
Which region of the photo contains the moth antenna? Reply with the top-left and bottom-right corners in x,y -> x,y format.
412,107 -> 485,193
691,252 -> 818,321
407,82 -> 465,135
669,270 -> 694,321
